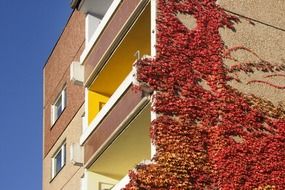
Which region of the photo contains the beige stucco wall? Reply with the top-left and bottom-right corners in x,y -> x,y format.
43,105 -> 85,190
217,0 -> 285,30
218,0 -> 285,106
176,1 -> 285,106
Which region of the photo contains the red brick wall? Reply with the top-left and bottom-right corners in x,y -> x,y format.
43,11 -> 85,157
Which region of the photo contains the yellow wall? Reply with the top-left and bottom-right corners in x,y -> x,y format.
88,90 -> 109,124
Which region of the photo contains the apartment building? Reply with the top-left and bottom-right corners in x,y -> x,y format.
43,0 -> 153,189
43,0 -> 285,189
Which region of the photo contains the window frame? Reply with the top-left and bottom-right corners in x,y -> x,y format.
51,88 -> 66,126
51,143 -> 66,179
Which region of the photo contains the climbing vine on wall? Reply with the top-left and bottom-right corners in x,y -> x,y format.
124,0 -> 285,189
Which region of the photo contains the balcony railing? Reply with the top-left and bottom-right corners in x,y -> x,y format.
80,70 -> 135,145
80,0 -> 123,63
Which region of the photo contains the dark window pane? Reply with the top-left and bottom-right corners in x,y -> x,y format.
55,95 -> 63,120
55,150 -> 62,174
56,104 -> 62,118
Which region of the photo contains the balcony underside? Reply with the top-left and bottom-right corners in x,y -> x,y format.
89,102 -> 151,179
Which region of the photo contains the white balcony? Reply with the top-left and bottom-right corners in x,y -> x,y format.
81,103 -> 152,190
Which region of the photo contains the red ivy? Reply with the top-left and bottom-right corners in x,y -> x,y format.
124,0 -> 285,189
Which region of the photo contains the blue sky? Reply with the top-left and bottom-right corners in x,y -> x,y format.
0,0 -> 72,189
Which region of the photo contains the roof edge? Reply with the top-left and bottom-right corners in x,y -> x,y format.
70,0 -> 82,9
43,9 -> 75,69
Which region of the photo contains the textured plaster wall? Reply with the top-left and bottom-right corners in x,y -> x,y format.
217,0 -> 285,30
218,0 -> 285,106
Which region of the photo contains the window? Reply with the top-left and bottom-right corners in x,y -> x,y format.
51,88 -> 66,125
52,144 -> 66,179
